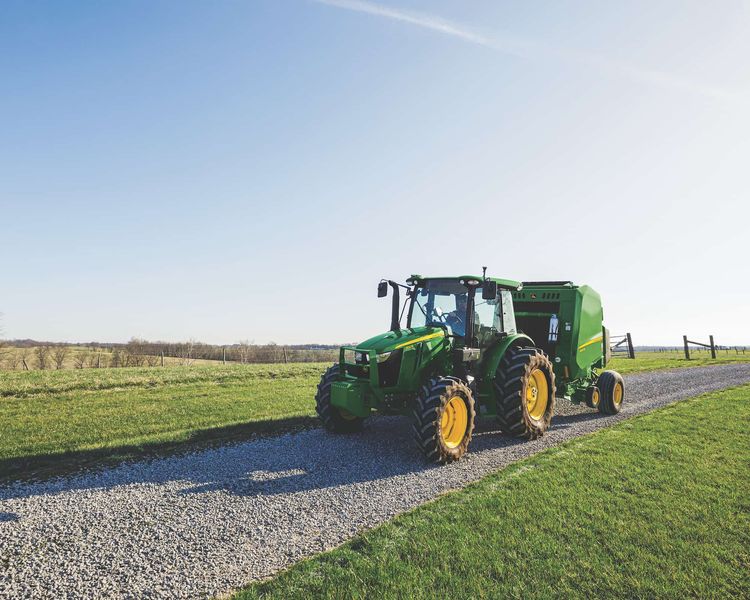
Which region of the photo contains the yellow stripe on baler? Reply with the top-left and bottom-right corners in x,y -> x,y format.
578,335 -> 603,352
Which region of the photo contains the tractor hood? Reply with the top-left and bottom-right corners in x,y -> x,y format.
356,326 -> 445,354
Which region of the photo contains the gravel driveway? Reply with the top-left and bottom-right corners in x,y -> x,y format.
1,364 -> 749,599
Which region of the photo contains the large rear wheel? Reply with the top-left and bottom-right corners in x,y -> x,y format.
315,364 -> 365,433
597,370 -> 624,415
495,347 -> 556,439
412,377 -> 475,463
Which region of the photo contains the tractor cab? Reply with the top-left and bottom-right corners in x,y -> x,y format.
405,275 -> 520,351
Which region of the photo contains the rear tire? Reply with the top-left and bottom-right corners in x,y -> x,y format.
495,347 -> 556,439
412,377 -> 475,463
315,364 -> 365,433
597,370 -> 624,415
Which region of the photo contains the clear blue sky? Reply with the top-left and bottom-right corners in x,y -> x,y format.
1,0 -> 748,345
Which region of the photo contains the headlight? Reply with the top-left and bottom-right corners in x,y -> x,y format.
375,351 -> 392,363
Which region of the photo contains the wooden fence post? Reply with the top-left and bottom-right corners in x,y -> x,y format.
626,333 -> 635,359
161,351 -> 165,367
683,335 -> 690,360
709,335 -> 716,359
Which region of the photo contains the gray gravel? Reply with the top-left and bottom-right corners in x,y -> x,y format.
1,363 -> 749,599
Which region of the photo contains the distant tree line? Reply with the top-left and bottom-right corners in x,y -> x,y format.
0,338 -> 340,370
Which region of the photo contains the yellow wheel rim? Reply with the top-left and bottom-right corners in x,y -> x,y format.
440,396 -> 468,448
591,388 -> 600,407
613,382 -> 623,406
526,368 -> 549,421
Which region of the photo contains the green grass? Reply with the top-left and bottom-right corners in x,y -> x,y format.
238,385 -> 750,599
1,351 -> 747,482
609,349 -> 750,374
0,363 -> 325,481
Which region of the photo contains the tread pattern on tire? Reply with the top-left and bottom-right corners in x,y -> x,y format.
494,346 -> 556,439
597,370 -> 624,415
315,364 -> 364,433
412,377 -> 475,463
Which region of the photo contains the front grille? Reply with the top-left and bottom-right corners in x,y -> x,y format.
378,350 -> 402,387
345,364 -> 368,379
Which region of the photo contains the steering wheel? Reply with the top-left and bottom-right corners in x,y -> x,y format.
431,306 -> 450,323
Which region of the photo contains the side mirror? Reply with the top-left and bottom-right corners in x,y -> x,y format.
377,281 -> 388,298
482,281 -> 498,300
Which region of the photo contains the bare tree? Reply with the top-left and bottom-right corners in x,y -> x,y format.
19,348 -> 30,370
52,346 -> 70,369
145,353 -> 159,367
177,339 -> 196,366
74,351 -> 89,369
125,338 -> 147,367
34,345 -> 51,370
0,316 -> 7,369
87,352 -> 98,368
236,340 -> 252,364
110,349 -> 122,368
5,350 -> 20,370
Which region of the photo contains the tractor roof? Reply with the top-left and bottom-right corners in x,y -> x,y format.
407,274 -> 522,291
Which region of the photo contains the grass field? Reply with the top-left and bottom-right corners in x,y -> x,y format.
612,349 -> 749,373
237,385 -> 750,599
0,363 -> 327,481
1,351 -> 748,482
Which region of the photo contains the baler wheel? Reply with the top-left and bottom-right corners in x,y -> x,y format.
315,364 -> 365,433
412,377 -> 475,463
585,386 -> 601,409
495,347 -> 556,439
596,370 -> 625,415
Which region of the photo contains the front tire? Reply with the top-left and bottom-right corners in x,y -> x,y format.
597,370 -> 624,415
412,377 -> 475,463
495,347 -> 556,439
315,364 -> 365,433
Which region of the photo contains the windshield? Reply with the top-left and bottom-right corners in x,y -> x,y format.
409,279 -> 500,339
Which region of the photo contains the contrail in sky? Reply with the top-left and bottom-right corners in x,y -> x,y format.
314,0 -> 741,101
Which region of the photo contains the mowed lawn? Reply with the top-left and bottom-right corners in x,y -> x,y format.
0,364 -> 325,479
611,349 -> 750,374
1,351 -> 748,480
238,385 -> 750,599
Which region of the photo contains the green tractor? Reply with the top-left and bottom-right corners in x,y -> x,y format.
316,272 -> 624,462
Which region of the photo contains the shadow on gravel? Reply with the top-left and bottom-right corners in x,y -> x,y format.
1,412 -> 608,503
176,413 -> 607,499
0,416 -> 320,489
0,512 -> 19,522
549,411 -> 606,429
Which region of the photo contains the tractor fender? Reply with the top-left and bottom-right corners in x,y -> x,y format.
478,333 -> 534,400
